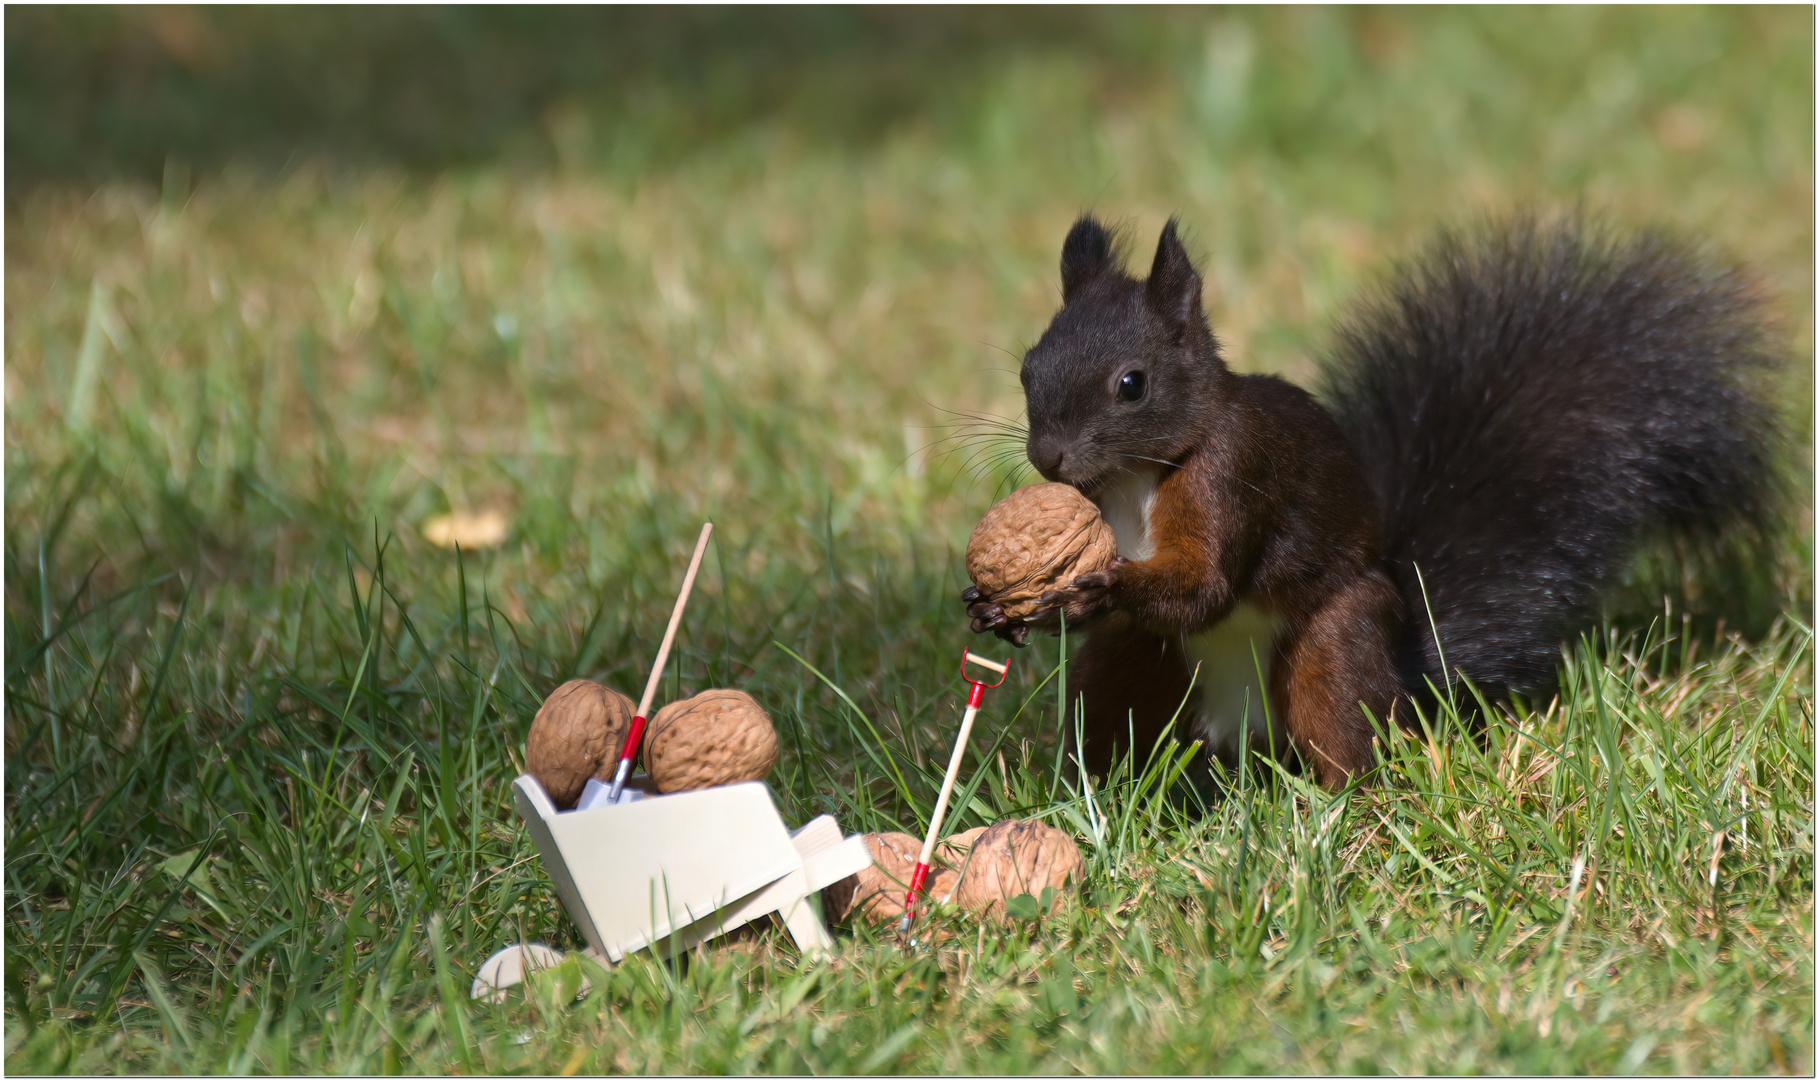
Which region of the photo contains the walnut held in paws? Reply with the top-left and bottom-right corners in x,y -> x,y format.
965,483 -> 1118,620
952,819 -> 1083,919
646,689 -> 779,793
526,680 -> 635,809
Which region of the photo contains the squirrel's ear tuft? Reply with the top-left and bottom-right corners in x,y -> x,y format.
1060,216 -> 1115,303
1146,218 -> 1204,338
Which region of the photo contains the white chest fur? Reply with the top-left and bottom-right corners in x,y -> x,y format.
1094,468 -> 1162,562
1089,470 -> 1284,756
1182,608 -> 1284,755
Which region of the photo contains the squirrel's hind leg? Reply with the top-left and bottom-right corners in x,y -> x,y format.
1273,573 -> 1403,788
1067,622 -> 1196,781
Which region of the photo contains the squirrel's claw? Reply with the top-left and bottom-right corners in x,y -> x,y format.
967,599 -> 1009,633
1037,560 -> 1125,625
966,595 -> 1031,646
963,580 -> 1038,646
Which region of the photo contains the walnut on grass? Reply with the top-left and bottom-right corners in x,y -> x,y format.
823,821 -> 1082,926
952,819 -> 1083,920
820,832 -> 958,925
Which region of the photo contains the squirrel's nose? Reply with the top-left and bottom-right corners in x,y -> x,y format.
1027,436 -> 1066,480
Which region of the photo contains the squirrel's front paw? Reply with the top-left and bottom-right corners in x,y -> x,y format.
963,588 -> 1033,648
1036,558 -> 1126,626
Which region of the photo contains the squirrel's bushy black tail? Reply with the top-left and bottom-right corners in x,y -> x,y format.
1318,213 -> 1788,709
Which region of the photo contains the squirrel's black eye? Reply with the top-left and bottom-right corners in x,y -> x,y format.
1117,370 -> 1146,402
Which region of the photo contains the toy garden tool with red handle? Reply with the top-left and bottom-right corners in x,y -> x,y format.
897,648 -> 1011,936
607,522 -> 714,803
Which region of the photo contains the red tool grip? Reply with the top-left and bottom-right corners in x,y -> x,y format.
619,715 -> 648,764
902,861 -> 931,920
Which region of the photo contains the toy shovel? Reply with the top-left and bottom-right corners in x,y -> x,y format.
607,522 -> 713,803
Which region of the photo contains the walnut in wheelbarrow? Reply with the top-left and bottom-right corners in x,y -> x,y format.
526,679 -> 636,809
646,689 -> 779,793
965,483 -> 1117,625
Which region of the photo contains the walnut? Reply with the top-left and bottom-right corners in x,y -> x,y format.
938,825 -> 990,863
646,689 -> 779,793
965,483 -> 1117,619
952,819 -> 1083,920
820,832 -> 960,925
525,679 -> 635,809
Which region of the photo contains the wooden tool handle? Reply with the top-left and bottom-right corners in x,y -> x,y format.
608,522 -> 714,804
914,702 -> 980,868
636,522 -> 714,718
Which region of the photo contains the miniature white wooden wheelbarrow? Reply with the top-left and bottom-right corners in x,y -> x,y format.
472,774 -> 873,1000
471,523 -> 872,1000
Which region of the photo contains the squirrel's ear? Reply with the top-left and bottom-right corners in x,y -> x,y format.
1060,215 -> 1115,303
1146,218 -> 1204,339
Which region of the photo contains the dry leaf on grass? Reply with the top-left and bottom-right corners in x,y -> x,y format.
422,509 -> 510,550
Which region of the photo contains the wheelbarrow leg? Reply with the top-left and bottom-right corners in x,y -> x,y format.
776,873 -> 833,957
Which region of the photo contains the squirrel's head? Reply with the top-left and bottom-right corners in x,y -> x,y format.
1019,215 -> 1228,496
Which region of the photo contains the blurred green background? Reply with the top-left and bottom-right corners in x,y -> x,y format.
7,4 -> 1810,571
9,5 -> 1793,187
12,7 -> 1195,183
4,7 -> 1812,1073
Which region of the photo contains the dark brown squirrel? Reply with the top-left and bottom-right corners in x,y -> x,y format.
963,213 -> 1786,787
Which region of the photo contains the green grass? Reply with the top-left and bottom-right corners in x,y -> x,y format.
5,7 -> 1812,1074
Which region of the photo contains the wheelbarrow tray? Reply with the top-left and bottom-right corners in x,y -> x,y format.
511,774 -> 870,962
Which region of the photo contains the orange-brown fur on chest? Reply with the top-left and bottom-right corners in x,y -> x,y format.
1071,375 -> 1404,786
